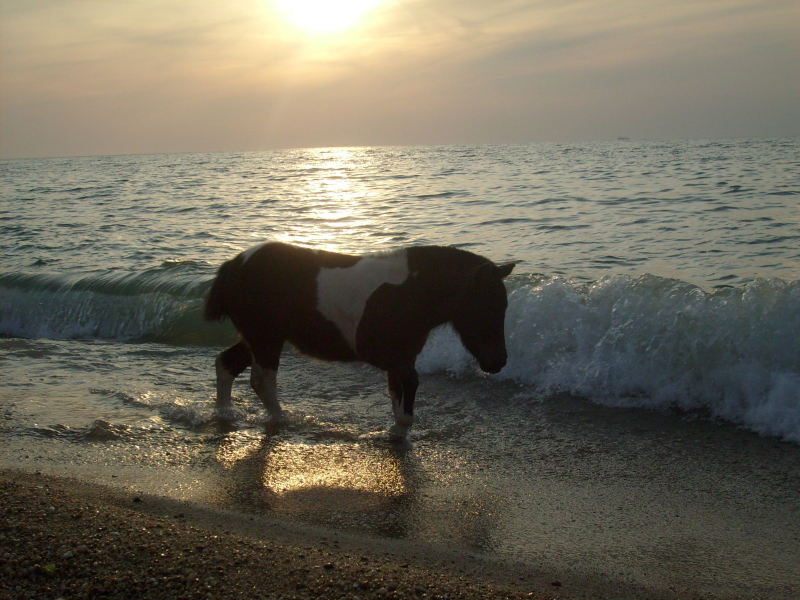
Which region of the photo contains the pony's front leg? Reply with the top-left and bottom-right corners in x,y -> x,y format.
215,341 -> 251,420
387,366 -> 418,439
250,341 -> 284,425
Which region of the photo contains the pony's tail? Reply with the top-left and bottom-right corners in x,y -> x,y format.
204,256 -> 243,322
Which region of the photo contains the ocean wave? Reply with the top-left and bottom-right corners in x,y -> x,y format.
0,260 -> 211,296
0,266 -> 235,346
417,274 -> 800,443
3,267 -> 798,442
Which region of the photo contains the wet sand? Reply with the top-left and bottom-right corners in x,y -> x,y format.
0,468 -> 621,600
0,462 -> 795,600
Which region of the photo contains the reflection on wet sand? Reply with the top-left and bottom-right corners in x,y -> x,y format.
212,432 -> 424,538
209,427 -> 505,548
260,441 -> 407,497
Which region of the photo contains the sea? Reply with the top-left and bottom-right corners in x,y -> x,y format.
2,140 -> 799,595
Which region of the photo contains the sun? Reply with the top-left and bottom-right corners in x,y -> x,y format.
275,0 -> 384,34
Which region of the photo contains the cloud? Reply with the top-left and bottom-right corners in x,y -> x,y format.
1,0 -> 798,157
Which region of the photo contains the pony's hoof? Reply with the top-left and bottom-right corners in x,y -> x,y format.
263,412 -> 287,433
388,424 -> 410,441
215,405 -> 240,422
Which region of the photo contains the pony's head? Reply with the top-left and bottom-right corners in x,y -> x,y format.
451,261 -> 515,374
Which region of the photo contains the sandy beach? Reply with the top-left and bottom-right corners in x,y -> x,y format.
1,468 -> 536,600
2,453 -> 796,600
1,467 -> 619,600
0,465 -> 723,600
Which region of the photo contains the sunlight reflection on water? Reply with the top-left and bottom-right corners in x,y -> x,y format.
273,148 -> 381,253
5,141 -> 798,285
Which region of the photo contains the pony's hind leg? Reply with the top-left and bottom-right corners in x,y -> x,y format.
215,340 -> 251,419
249,341 -> 284,424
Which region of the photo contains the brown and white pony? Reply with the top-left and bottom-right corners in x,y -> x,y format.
205,242 -> 514,438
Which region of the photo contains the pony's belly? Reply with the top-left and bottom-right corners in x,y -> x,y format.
287,325 -> 359,362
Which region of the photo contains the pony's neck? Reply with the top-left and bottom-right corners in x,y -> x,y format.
407,246 -> 484,330
418,279 -> 466,332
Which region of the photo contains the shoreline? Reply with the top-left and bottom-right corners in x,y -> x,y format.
2,376 -> 799,600
1,468 -> 720,600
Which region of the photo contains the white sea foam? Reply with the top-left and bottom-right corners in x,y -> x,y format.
417,275 -> 800,443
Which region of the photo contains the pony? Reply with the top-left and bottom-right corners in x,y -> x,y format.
204,241 -> 514,438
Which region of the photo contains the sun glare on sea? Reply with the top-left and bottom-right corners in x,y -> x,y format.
275,0 -> 384,34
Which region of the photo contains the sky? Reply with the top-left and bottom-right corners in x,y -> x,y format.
1,0 -> 798,158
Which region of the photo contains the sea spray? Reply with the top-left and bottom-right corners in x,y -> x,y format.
417,274 -> 800,442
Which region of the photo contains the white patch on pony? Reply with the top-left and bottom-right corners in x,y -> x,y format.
316,250 -> 409,350
215,355 -> 235,407
388,423 -> 411,440
240,242 -> 268,264
390,391 -> 413,439
214,355 -> 244,422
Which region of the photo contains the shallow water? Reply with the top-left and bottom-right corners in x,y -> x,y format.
1,140 -> 799,596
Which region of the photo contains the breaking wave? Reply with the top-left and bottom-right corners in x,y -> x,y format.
418,274 -> 800,443
2,266 -> 799,442
0,262 -> 235,346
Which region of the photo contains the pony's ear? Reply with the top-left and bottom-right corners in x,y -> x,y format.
473,261 -> 516,283
495,262 -> 516,279
473,262 -> 496,284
